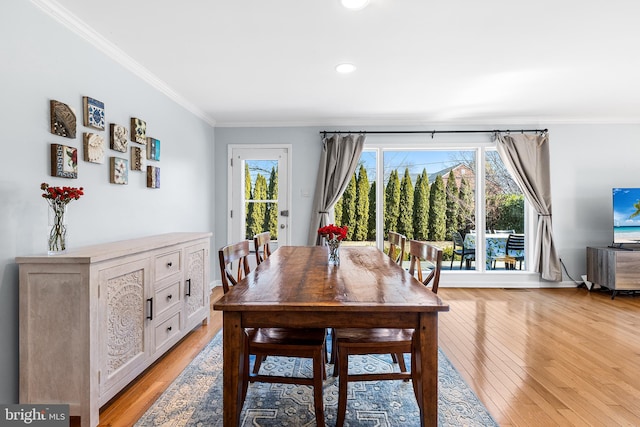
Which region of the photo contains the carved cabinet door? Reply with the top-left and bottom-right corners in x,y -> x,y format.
98,258 -> 151,402
184,242 -> 210,330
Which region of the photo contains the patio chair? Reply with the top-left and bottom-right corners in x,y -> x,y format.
451,231 -> 475,270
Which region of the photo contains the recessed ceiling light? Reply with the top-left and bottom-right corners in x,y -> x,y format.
336,63 -> 357,74
341,0 -> 370,10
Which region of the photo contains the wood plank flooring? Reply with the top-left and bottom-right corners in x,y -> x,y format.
96,286 -> 640,426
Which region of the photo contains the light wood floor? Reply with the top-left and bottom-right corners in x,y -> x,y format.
97,286 -> 640,426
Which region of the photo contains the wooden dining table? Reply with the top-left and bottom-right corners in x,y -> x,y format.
213,245 -> 449,426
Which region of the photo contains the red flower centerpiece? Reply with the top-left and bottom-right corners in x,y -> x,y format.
318,224 -> 348,265
41,182 -> 84,254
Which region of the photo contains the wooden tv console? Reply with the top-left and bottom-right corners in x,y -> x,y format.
586,246 -> 640,298
16,232 -> 211,427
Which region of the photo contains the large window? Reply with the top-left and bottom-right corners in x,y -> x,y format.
333,142 -> 529,272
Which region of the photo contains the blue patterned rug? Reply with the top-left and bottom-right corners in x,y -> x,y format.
135,331 -> 498,426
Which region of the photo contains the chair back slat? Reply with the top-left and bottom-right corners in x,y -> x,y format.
218,240 -> 251,294
254,231 -> 272,265
387,231 -> 406,265
408,240 -> 443,294
506,234 -> 525,253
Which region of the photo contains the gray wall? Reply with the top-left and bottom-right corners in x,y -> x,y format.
0,0 -> 215,402
215,123 -> 640,286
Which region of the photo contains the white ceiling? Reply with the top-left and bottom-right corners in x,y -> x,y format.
40,0 -> 640,127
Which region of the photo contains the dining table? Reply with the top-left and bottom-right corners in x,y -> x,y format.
213,245 -> 449,426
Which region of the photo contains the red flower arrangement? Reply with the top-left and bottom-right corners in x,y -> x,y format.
41,182 -> 84,204
41,182 -> 84,254
317,224 -> 348,241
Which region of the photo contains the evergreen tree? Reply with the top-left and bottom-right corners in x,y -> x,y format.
334,198 -> 343,226
341,174 -> 357,240
247,174 -> 267,239
367,181 -> 376,241
412,169 -> 430,240
265,166 -> 278,239
354,165 -> 370,241
428,175 -> 447,241
396,168 -> 414,238
445,170 -> 459,239
384,170 -> 401,235
457,176 -> 474,233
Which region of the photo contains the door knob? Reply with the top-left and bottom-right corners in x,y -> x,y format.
280,224 -> 286,229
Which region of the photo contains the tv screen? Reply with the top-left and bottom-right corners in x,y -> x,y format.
613,188 -> 640,244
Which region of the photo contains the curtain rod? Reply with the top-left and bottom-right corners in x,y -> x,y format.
319,128 -> 548,138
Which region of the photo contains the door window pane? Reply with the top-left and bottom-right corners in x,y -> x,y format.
244,160 -> 278,240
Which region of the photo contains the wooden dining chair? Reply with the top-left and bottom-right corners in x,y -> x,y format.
332,240 -> 443,427
328,231 -> 408,365
253,231 -> 272,265
218,240 -> 327,426
387,231 -> 406,265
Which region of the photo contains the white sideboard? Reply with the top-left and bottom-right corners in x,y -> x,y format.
16,232 -> 211,427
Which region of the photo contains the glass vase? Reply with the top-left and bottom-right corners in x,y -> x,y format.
327,239 -> 340,266
48,203 -> 67,255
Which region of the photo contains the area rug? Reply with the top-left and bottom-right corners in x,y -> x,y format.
135,332 -> 498,426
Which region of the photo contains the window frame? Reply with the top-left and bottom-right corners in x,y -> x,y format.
358,135 -> 537,281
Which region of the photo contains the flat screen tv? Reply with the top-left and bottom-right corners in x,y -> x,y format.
612,188 -> 640,244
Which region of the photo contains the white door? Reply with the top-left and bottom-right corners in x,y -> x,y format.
228,146 -> 290,252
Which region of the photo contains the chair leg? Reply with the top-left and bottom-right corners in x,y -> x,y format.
252,354 -> 265,374
332,346 -> 340,377
313,350 -> 325,427
242,340 -> 250,403
330,329 -> 337,365
395,352 -> 407,373
336,345 -> 349,427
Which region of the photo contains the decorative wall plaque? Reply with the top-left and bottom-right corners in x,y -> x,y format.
130,118 -> 146,144
50,143 -> 78,179
110,157 -> 128,185
83,133 -> 105,163
130,146 -> 144,171
50,100 -> 76,138
146,165 -> 160,188
83,96 -> 105,130
110,124 -> 128,152
146,137 -> 160,161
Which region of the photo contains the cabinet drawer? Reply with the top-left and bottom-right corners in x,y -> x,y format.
155,279 -> 181,318
154,312 -> 181,351
155,251 -> 181,280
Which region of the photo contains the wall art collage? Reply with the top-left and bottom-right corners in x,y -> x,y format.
48,97 -> 161,188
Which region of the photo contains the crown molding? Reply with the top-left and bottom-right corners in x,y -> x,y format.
30,0 -> 216,127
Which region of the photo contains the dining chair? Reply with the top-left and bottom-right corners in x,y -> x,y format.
451,231 -> 475,270
218,240 -> 327,426
253,231 -> 272,265
329,230 -> 408,365
332,240 -> 443,427
385,231 -> 408,369
387,231 -> 406,265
